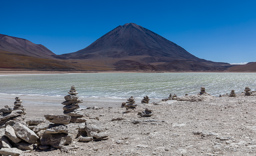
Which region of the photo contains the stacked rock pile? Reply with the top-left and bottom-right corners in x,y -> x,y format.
244,87 -> 251,96
77,122 -> 108,142
0,98 -> 39,155
13,97 -> 25,113
62,86 -> 85,123
229,90 -> 236,97
0,87 -> 109,155
39,114 -> 72,149
199,87 -> 207,95
0,97 -> 26,127
121,96 -> 137,110
141,96 -> 150,104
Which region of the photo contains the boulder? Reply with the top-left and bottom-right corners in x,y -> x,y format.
40,133 -> 72,149
16,141 -> 34,150
0,148 -> 22,156
44,124 -> 68,134
44,114 -> 71,125
12,122 -> 39,144
5,125 -> 21,143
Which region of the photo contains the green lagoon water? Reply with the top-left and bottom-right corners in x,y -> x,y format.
0,73 -> 256,99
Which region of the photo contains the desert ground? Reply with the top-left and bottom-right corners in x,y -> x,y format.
1,92 -> 256,156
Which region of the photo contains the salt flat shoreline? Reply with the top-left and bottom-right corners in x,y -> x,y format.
0,70 -> 253,76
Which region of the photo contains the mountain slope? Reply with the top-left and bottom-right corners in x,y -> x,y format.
60,23 -> 199,61
0,34 -> 55,59
60,23 -> 230,71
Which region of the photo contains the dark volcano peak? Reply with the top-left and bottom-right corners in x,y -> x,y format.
61,23 -> 199,61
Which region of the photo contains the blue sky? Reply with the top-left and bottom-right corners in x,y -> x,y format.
1,0 -> 256,63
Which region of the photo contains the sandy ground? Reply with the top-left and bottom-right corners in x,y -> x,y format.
2,93 -> 256,155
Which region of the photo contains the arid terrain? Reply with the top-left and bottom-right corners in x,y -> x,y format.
1,92 -> 256,156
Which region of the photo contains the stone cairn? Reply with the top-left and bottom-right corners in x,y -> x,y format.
141,96 -> 150,104
0,97 -> 39,155
172,94 -> 177,100
13,97 -> 25,113
41,114 -> 72,150
62,86 -> 85,123
198,87 -> 210,95
229,90 -> 236,97
138,108 -> 153,117
244,87 -> 251,96
121,96 -> 137,110
0,88 -> 108,155
162,93 -> 177,101
0,97 -> 26,126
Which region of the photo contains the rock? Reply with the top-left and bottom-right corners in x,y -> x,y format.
64,111 -> 83,117
0,148 -> 22,156
63,105 -> 80,112
5,125 -> 21,143
138,108 -> 153,117
0,110 -> 23,124
12,122 -> 39,144
45,124 -> 68,134
73,118 -> 87,123
111,117 -> 124,121
91,132 -> 108,140
38,145 -> 50,150
85,124 -> 103,133
44,114 -> 71,125
0,105 -> 12,114
16,141 -> 34,150
40,133 -> 72,149
33,122 -> 49,133
26,119 -> 44,126
1,136 -> 12,148
64,95 -> 79,102
78,136 -> 93,142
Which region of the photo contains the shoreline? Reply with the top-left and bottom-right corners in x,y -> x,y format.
0,70 -> 255,75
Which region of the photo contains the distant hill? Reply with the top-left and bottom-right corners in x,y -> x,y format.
59,23 -> 230,71
0,34 -> 55,59
227,62 -> 256,72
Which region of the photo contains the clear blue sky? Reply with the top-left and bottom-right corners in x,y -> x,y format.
1,0 -> 256,64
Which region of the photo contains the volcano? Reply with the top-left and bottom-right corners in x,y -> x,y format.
60,23 -> 230,71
